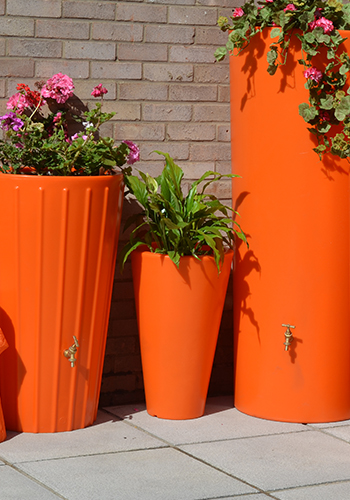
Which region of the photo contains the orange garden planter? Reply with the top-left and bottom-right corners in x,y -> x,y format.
0,173 -> 124,432
230,29 -> 350,423
0,329 -> 8,442
132,249 -> 233,420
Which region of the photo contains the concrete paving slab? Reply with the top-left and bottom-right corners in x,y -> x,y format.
0,410 -> 165,463
308,418 -> 350,428
207,495 -> 273,500
0,465 -> 62,499
105,399 -> 306,446
317,424 -> 350,443
16,447 -> 257,500
180,430 -> 350,491
273,480 -> 350,500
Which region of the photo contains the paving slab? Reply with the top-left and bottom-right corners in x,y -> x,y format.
0,410 -> 165,463
273,480 -> 350,500
105,399 -> 307,446
16,447 -> 257,500
180,429 -> 350,491
0,465 -> 62,500
311,424 -> 350,443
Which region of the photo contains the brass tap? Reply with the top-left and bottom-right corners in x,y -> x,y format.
282,324 -> 295,351
64,336 -> 80,367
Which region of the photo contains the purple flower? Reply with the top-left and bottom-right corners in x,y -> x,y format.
0,112 -> 24,131
123,140 -> 140,165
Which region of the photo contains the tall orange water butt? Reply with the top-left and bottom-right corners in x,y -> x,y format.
132,249 -> 233,420
230,30 -> 350,423
0,173 -> 124,432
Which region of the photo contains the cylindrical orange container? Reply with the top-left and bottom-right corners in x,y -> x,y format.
0,329 -> 8,442
230,29 -> 350,423
132,249 -> 233,419
0,173 -> 124,432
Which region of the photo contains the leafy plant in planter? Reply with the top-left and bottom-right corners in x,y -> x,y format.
215,0 -> 350,160
120,151 -> 248,271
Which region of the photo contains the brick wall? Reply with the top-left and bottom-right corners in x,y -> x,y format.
0,0 -> 239,407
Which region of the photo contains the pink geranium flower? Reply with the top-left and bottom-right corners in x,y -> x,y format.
310,16 -> 334,34
123,141 -> 140,165
284,4 -> 296,12
303,67 -> 323,83
232,7 -> 244,17
91,84 -> 108,98
41,73 -> 75,104
7,93 -> 31,113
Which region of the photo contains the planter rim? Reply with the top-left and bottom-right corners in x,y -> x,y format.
0,172 -> 123,181
132,247 -> 234,263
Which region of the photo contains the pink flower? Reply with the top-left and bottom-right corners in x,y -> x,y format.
284,3 -> 296,12
303,67 -> 323,83
310,16 -> 334,34
123,140 -> 140,165
319,110 -> 330,122
232,7 -> 244,17
265,0 -> 274,3
6,93 -> 31,113
91,84 -> 108,98
41,73 -> 74,104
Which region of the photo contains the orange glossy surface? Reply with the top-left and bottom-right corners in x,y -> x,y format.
132,249 -> 233,419
0,174 -> 124,432
230,30 -> 350,422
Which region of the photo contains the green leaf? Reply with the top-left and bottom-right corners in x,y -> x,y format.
214,46 -> 227,61
270,28 -> 281,39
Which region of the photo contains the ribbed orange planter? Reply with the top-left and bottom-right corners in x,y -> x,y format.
132,249 -> 233,419
230,29 -> 350,423
0,173 -> 124,432
0,330 -> 8,442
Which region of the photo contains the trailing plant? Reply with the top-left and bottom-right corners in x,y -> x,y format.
0,73 -> 140,175
215,0 -> 350,160
119,151 -> 248,272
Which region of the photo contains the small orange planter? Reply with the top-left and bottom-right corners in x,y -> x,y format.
230,29 -> 350,422
132,249 -> 233,419
0,173 -> 124,432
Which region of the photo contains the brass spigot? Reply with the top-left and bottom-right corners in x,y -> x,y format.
64,335 -> 80,367
282,324 -> 295,351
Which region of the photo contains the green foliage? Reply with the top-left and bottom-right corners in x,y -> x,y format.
215,0 -> 350,161
119,152 -> 248,273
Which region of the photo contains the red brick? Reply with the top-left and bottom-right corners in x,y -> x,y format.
0,79 -> 5,97
169,84 -> 216,101
143,103 -> 192,121
0,39 -> 4,56
7,0 -> 61,17
63,1 -> 116,20
114,122 -> 165,141
117,3 -> 167,23
169,45 -> 216,64
118,43 -> 167,62
190,142 -> 231,161
65,41 -> 116,60
92,22 -> 143,42
0,18 -> 34,36
101,101 -> 141,121
193,104 -> 230,122
167,123 -> 216,141
36,19 -> 90,40
218,85 -> 230,102
8,39 -> 62,58
91,61 -> 142,80
0,0 -> 5,15
35,60 -> 89,79
168,5 -> 217,25
140,142 -> 190,161
195,26 -> 230,45
216,161 -> 232,175
177,161 -> 216,179
144,63 -> 193,82
144,25 -> 194,44
119,82 -> 168,101
0,58 -> 34,77
194,65 -> 229,84
217,124 -> 230,141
